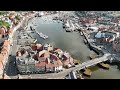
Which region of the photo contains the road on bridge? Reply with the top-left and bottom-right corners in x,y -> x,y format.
18,53 -> 111,79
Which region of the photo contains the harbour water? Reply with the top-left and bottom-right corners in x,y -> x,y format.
28,16 -> 120,79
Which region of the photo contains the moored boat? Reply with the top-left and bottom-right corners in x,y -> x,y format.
38,32 -> 48,39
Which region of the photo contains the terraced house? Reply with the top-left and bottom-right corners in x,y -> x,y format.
16,43 -> 75,74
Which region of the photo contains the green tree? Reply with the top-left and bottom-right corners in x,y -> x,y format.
0,21 -> 10,29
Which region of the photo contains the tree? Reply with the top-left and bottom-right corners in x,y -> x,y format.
0,21 -> 10,29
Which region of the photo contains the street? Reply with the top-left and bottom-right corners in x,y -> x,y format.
5,30 -> 19,77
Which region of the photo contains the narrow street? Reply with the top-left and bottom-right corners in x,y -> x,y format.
5,31 -> 19,77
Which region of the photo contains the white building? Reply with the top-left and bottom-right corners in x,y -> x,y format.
88,27 -> 98,32
95,31 -> 102,38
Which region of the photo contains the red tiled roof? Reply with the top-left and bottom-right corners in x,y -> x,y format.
54,48 -> 62,52
3,40 -> 10,47
43,51 -> 50,58
3,74 -> 10,79
8,28 -> 13,35
35,62 -> 46,67
36,43 -> 42,49
80,17 -> 96,23
1,48 -> 8,56
31,45 -> 37,51
0,54 -> 5,65
98,27 -> 106,31
57,60 -> 63,66
62,59 -> 69,66
50,54 -> 58,61
16,51 -> 21,56
0,61 -> 3,69
38,57 -> 46,62
46,63 -> 55,68
0,28 -> 5,35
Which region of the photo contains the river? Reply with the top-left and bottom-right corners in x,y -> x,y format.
27,15 -> 120,79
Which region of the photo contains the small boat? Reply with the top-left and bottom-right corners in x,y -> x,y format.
33,39 -> 37,43
30,26 -> 35,31
80,31 -> 83,36
65,28 -> 72,32
38,33 -> 48,39
83,39 -> 87,44
63,25 -> 66,28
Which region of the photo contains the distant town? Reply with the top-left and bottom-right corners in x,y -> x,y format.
0,11 -> 120,79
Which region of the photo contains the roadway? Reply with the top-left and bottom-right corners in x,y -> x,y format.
5,30 -> 19,77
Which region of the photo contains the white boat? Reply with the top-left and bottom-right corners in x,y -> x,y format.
65,20 -> 70,28
38,33 -> 48,39
80,31 -> 83,36
75,23 -> 80,29
70,21 -> 76,31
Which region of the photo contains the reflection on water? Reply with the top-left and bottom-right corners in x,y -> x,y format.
28,16 -> 120,79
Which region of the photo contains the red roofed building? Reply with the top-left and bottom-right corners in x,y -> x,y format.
31,44 -> 43,51
16,51 -> 22,56
108,26 -> 118,31
42,51 -> 50,58
3,40 -> 10,47
80,17 -> 97,24
8,28 -> 13,37
35,61 -> 46,72
0,61 -> 4,76
1,48 -> 8,57
3,74 -> 10,79
61,52 -> 74,68
38,57 -> 47,62
111,18 -> 120,23
98,27 -> 106,31
0,26 -> 7,38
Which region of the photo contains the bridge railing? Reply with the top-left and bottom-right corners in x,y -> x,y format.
73,53 -> 111,71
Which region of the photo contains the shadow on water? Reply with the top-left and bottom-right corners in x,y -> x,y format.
88,66 -> 100,72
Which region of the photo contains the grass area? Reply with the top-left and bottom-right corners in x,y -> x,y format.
0,11 -> 7,15
0,20 -> 10,29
